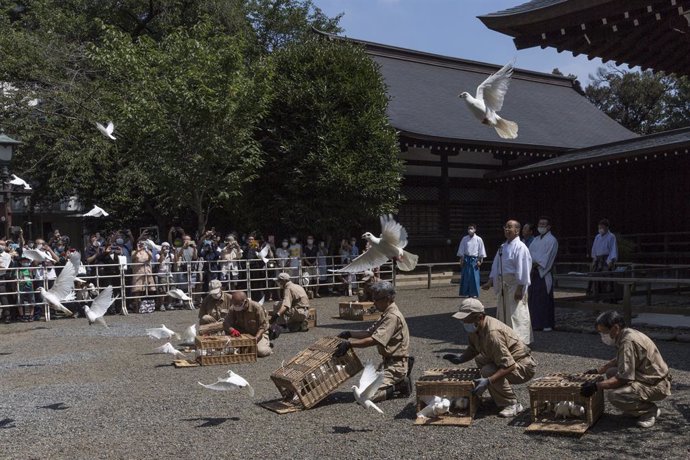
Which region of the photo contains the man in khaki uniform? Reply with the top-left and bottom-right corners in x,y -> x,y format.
198,279 -> 231,325
580,310 -> 671,428
334,281 -> 413,402
444,298 -> 536,417
271,272 -> 310,332
223,291 -> 272,357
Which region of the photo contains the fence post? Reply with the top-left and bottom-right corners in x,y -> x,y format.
187,263 -> 193,298
392,263 -> 397,288
246,261 -> 252,298
427,265 -> 432,289
120,264 -> 128,315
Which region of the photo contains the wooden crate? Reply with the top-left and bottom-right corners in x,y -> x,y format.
338,301 -> 380,321
264,337 -> 363,411
526,373 -> 604,435
415,368 -> 481,426
195,334 -> 257,366
198,321 -> 225,336
307,307 -> 317,328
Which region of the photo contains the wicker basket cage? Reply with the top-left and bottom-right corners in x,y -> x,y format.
415,368 -> 480,413
195,334 -> 257,366
528,373 -> 604,424
270,337 -> 363,409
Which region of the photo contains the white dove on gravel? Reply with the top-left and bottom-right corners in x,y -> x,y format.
22,248 -> 56,264
180,324 -> 197,346
146,324 -> 180,340
167,289 -> 194,310
417,395 -> 451,419
154,342 -> 186,359
83,285 -> 116,327
337,215 -> 418,273
96,121 -> 116,140
198,370 -> 254,397
8,174 -> 31,190
352,361 -> 385,414
459,60 -> 518,139
37,255 -> 80,317
82,205 -> 109,218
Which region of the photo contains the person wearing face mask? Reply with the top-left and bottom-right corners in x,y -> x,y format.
482,220 -> 533,345
444,298 -> 536,418
198,279 -> 231,325
223,291 -> 272,357
527,217 -> 559,332
589,219 -> 618,297
16,256 -> 37,322
457,224 -> 487,298
287,236 -> 302,280
302,236 -> 319,299
521,223 -> 535,248
581,311 -> 671,428
271,272 -> 310,332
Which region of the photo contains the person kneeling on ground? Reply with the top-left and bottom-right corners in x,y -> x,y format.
334,281 -> 413,402
223,291 -> 272,357
580,310 -> 671,428
198,279 -> 231,325
270,272 -> 310,333
443,298 -> 536,418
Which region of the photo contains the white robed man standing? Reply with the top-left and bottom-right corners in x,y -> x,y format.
528,216 -> 559,331
482,220 -> 533,344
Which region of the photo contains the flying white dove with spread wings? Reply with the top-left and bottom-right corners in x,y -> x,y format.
180,324 -> 197,346
37,254 -> 80,317
153,342 -> 186,359
146,324 -> 180,340
82,205 -> 109,218
167,288 -> 194,310
336,215 -> 418,272
459,60 -> 518,139
352,361 -> 386,414
258,244 -> 270,265
198,370 -> 254,397
9,174 -> 31,190
83,285 -> 116,327
96,121 -> 116,140
22,248 -> 56,264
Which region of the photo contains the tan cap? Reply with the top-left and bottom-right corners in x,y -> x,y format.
452,298 -> 485,320
277,272 -> 291,282
209,279 -> 223,296
361,270 -> 375,281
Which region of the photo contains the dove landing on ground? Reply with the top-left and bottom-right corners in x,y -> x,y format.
459,60 -> 518,139
146,324 -> 180,340
352,361 -> 386,414
83,285 -> 116,327
8,174 -> 31,190
37,258 -> 79,317
198,370 -> 254,397
96,121 -> 116,140
154,342 -> 186,359
336,215 -> 418,273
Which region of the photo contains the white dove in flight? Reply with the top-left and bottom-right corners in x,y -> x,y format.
180,324 -> 197,346
22,248 -> 56,264
37,259 -> 78,317
82,205 -> 109,218
337,215 -> 418,273
198,370 -> 254,397
146,324 -> 180,340
352,361 -> 385,414
96,121 -> 116,140
417,395 -> 451,420
167,288 -> 194,310
258,244 -> 270,265
459,60 -> 519,139
83,285 -> 116,327
8,174 -> 31,190
154,342 -> 186,359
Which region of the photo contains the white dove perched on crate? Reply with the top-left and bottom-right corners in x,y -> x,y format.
458,59 -> 519,139
417,395 -> 451,420
83,285 -> 117,327
336,215 -> 418,273
37,252 -> 81,317
198,370 -> 254,397
352,361 -> 386,414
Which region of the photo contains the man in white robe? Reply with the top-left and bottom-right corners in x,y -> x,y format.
482,220 -> 533,344
528,217 -> 559,331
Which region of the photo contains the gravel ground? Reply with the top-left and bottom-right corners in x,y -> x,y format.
1,285 -> 689,459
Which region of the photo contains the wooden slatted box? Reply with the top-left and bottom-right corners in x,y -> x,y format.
415,368 -> 481,426
195,334 -> 257,366
338,301 -> 380,321
527,373 -> 604,435
265,337 -> 363,412
307,307 -> 317,328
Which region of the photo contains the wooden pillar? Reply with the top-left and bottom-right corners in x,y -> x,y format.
586,170 -> 592,258
439,150 -> 450,238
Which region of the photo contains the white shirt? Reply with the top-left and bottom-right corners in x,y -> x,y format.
456,234 -> 487,258
489,237 -> 532,290
529,231 -> 558,293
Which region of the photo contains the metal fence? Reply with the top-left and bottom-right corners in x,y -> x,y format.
0,257 -> 395,321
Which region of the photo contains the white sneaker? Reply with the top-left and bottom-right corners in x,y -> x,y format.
637,408 -> 661,428
498,403 -> 523,418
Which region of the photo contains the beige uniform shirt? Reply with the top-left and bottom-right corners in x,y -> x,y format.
615,328 -> 670,387
367,302 -> 409,359
281,281 -> 310,312
466,316 -> 531,368
198,293 -> 232,321
223,300 -> 269,336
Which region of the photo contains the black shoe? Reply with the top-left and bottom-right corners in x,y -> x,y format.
393,377 -> 412,398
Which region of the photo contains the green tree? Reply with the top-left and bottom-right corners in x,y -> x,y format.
244,38 -> 402,236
